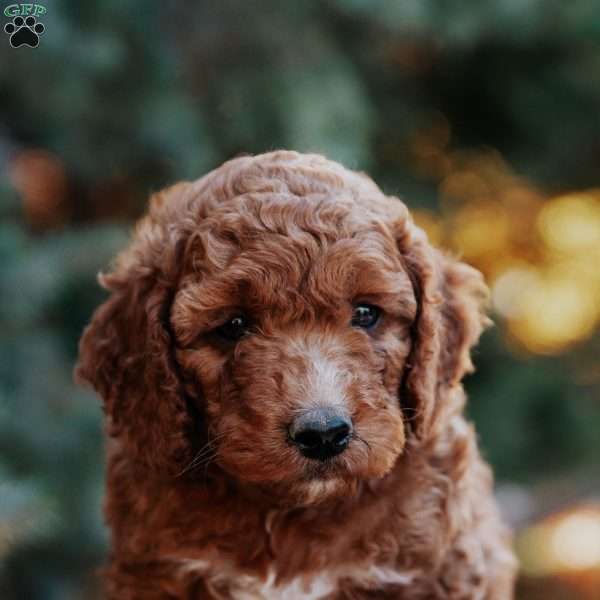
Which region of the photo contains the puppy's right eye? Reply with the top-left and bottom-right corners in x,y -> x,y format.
216,315 -> 249,341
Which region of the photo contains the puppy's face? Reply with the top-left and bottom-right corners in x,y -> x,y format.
77,153 -> 487,506
170,198 -> 416,502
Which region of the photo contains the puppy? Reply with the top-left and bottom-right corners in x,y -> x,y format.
77,151 -> 516,599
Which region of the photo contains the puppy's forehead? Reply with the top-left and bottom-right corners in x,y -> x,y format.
194,194 -> 397,269
177,194 -> 414,318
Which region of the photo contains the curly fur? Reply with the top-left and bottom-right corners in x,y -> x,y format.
76,151 -> 516,599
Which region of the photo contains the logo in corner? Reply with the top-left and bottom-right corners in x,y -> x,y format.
4,3 -> 46,48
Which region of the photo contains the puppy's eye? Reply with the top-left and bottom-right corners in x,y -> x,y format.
351,304 -> 380,330
216,315 -> 249,341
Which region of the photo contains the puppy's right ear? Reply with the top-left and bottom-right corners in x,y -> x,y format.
75,183 -> 197,474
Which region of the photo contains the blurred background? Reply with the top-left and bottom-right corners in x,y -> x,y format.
1,1 -> 599,598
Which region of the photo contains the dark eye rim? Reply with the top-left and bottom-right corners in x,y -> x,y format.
351,303 -> 381,330
215,315 -> 250,341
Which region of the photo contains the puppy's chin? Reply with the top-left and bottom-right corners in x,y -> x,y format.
236,472 -> 361,508
287,477 -> 359,506
256,450 -> 402,507
218,443 -> 404,508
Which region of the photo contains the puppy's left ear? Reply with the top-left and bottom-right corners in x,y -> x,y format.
397,221 -> 490,441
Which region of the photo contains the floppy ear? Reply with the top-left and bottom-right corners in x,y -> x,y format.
75,183 -> 197,474
398,221 -> 490,441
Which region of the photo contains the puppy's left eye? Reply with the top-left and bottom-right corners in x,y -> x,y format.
351,304 -> 380,330
216,315 -> 250,341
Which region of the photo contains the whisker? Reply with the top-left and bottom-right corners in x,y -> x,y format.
401,406 -> 425,423
175,430 -> 229,478
352,432 -> 372,452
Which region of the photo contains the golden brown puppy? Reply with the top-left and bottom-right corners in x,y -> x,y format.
77,151 -> 516,599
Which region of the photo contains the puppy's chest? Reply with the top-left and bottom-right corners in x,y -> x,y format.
177,559 -> 418,599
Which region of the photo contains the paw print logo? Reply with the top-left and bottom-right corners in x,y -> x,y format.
4,15 -> 45,48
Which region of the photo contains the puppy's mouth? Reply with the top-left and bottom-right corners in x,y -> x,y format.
301,453 -> 350,480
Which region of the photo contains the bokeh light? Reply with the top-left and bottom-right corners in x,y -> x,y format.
538,192 -> 600,255
518,505 -> 600,576
552,509 -> 600,571
496,266 -> 599,354
9,149 -> 68,230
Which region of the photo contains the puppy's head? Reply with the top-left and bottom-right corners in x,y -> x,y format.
76,151 -> 488,505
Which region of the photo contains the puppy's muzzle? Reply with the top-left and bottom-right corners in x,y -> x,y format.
289,408 -> 352,461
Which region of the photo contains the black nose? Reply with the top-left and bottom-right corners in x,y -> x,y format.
289,409 -> 352,461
